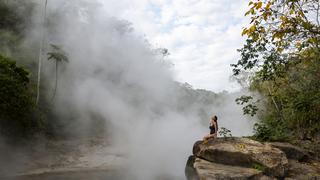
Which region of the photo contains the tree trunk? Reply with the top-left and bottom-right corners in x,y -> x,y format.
36,0 -> 48,105
51,61 -> 58,101
267,84 -> 282,120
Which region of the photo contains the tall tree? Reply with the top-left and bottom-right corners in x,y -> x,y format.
36,0 -> 48,105
47,44 -> 68,101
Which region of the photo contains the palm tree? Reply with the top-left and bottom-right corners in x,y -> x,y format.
36,0 -> 48,105
47,44 -> 68,101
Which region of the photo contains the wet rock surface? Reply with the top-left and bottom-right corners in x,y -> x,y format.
186,137 -> 320,180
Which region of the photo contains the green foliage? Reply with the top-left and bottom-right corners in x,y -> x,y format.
47,44 -> 69,100
219,127 -> 232,138
253,122 -> 290,142
0,0 -> 39,85
0,1 -> 21,56
47,44 -> 69,63
235,95 -> 259,116
233,0 -> 320,141
250,48 -> 320,141
0,1 -> 68,139
241,0 -> 320,54
0,1 -> 24,33
0,54 -> 43,138
0,0 -> 35,55
251,163 -> 265,172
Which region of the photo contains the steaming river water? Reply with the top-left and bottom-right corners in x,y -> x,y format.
1,138 -> 187,180
6,169 -> 185,180
9,171 -> 187,180
6,170 -> 122,180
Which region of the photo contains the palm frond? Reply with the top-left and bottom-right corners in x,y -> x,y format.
47,44 -> 69,62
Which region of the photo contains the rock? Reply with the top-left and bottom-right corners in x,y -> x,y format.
193,140 -> 203,155
193,158 -> 264,180
268,142 -> 310,162
193,137 -> 288,178
259,175 -> 277,180
187,138 -> 320,179
185,156 -> 198,180
285,159 -> 320,179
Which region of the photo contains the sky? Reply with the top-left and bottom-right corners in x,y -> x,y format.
100,0 -> 250,92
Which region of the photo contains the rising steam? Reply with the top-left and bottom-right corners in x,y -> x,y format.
18,0 -> 255,179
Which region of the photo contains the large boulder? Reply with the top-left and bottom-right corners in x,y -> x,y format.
268,142 -> 310,162
193,137 -> 288,178
193,158 -> 264,180
185,156 -> 198,180
285,159 -> 320,179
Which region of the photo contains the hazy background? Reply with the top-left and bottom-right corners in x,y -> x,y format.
1,0 -> 254,179
98,0 -> 250,92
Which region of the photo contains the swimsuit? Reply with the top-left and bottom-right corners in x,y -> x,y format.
209,125 -> 215,134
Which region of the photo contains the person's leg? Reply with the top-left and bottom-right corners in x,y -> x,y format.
203,134 -> 210,141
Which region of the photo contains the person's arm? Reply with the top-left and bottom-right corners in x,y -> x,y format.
215,122 -> 218,137
203,133 -> 210,140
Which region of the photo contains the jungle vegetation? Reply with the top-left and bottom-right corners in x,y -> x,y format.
233,0 -> 320,141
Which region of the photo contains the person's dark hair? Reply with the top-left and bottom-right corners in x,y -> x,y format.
212,115 -> 218,131
213,115 -> 218,122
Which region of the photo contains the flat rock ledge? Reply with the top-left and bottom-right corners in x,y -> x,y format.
194,158 -> 264,180
186,137 -> 320,180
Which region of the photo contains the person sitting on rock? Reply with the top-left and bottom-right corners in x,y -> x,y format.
203,115 -> 218,141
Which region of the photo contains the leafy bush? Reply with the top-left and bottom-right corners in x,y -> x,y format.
0,54 -> 43,138
253,123 -> 290,142
219,127 -> 232,137
251,163 -> 265,172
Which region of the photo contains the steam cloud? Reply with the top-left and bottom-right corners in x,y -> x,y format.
20,0 -> 255,179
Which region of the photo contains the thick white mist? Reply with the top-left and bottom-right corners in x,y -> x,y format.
28,0 -> 254,179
